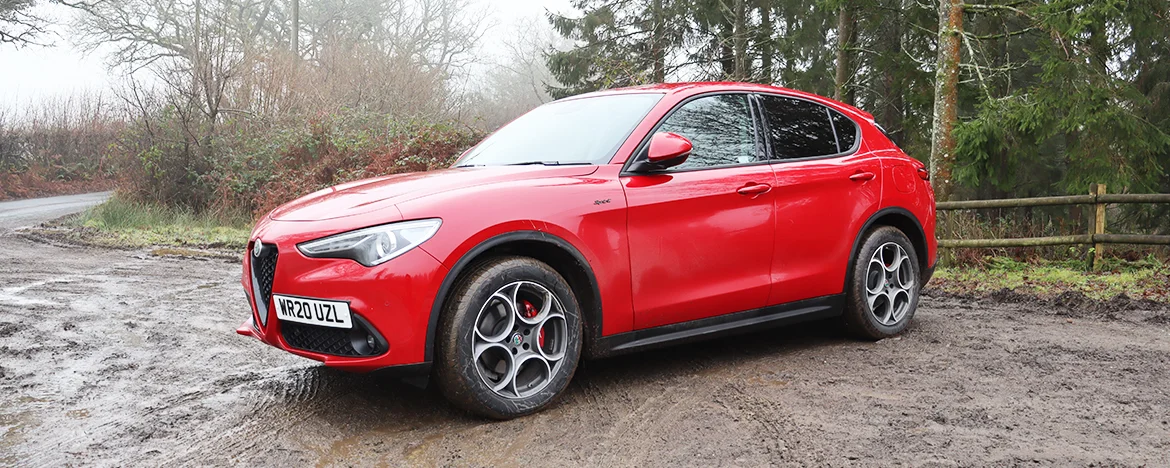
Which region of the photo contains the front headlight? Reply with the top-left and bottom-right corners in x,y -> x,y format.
297,218 -> 442,267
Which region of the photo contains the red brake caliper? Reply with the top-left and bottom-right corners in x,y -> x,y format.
521,300 -> 545,349
521,300 -> 538,319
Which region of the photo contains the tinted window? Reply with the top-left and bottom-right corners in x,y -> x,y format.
658,94 -> 759,170
831,110 -> 857,151
759,95 -> 839,159
457,93 -> 663,167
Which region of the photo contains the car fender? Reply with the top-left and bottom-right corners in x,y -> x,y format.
845,207 -> 931,291
419,229 -> 605,362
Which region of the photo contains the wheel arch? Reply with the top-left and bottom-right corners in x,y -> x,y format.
424,230 -> 603,363
846,207 -> 930,289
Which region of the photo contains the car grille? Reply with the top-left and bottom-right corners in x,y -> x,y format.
282,322 -> 364,356
281,316 -> 385,357
251,242 -> 278,306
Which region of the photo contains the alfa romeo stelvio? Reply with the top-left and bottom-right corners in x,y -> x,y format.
237,82 -> 937,419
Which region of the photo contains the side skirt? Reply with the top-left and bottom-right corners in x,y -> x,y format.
589,294 -> 844,359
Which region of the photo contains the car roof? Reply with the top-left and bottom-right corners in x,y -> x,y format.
568,81 -> 875,122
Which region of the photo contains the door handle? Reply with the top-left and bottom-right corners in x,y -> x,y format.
849,171 -> 876,182
737,183 -> 772,196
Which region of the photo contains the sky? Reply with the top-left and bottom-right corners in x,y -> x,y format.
0,0 -> 571,114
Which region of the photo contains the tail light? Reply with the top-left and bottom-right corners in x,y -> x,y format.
917,167 -> 930,181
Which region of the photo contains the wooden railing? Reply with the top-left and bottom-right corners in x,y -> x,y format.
936,184 -> 1170,270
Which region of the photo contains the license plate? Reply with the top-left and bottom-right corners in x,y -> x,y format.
273,294 -> 352,329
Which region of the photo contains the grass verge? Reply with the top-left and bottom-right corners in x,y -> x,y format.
930,256 -> 1170,302
41,194 -> 252,251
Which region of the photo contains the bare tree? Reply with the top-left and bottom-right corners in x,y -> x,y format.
1,0 -> 42,44
466,16 -> 566,129
76,0 -> 485,121
1,0 -> 95,46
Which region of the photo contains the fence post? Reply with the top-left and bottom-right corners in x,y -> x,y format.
1090,183 -> 1107,271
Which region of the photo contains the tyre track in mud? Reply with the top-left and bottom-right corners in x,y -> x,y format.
3,196 -> 1170,465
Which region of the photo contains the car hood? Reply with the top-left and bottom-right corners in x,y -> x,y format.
269,165 -> 600,221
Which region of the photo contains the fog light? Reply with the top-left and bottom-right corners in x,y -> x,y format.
366,334 -> 377,351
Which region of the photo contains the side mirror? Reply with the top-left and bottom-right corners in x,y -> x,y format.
630,132 -> 692,172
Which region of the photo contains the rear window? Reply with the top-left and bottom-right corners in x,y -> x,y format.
830,110 -> 858,151
758,95 -> 839,159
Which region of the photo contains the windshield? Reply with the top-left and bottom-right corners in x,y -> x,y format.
456,93 -> 664,167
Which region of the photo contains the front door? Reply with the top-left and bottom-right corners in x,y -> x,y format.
622,93 -> 776,329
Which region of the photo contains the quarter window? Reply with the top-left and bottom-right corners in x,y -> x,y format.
657,94 -> 760,170
759,95 -> 841,159
830,110 -> 858,151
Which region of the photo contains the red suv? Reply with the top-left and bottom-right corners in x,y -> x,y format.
237,82 -> 937,419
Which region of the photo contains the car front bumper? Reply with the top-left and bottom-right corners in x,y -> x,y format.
237,222 -> 449,373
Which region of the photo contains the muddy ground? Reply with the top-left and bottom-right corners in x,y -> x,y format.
2,195 -> 1169,467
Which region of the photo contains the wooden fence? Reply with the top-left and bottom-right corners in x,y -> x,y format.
936,184 -> 1170,270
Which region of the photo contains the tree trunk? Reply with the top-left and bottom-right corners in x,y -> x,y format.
732,0 -> 748,80
880,0 -> 905,145
930,0 -> 962,201
193,0 -> 201,98
719,34 -> 734,77
651,0 -> 665,82
757,0 -> 772,83
834,1 -> 855,104
291,0 -> 300,56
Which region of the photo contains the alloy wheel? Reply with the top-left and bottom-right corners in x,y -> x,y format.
471,281 -> 569,399
864,242 -> 916,326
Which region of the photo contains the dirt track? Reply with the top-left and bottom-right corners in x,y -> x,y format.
2,195 -> 1170,467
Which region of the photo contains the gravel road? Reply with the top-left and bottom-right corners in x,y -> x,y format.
2,193 -> 1169,467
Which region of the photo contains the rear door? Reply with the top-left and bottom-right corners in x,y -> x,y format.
756,93 -> 883,305
621,93 -> 777,329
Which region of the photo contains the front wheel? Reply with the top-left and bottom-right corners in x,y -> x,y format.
434,256 -> 582,419
842,226 -> 921,339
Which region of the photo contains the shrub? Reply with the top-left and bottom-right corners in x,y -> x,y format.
111,107 -> 484,218
0,95 -> 122,200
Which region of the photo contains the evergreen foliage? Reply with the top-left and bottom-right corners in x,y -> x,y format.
546,0 -> 1170,209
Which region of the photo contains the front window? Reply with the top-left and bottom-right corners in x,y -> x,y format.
456,93 -> 664,167
657,94 -> 761,170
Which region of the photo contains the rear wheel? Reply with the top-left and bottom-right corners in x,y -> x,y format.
842,226 -> 921,339
434,256 -> 582,419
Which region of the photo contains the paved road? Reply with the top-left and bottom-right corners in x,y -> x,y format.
0,191 -> 112,230
1,191 -> 1168,466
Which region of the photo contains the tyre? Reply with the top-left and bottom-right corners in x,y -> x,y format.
434,256 -> 582,419
842,226 -> 921,340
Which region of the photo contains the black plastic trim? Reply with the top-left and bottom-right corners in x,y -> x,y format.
590,294 -> 843,359
369,362 -> 432,378
424,231 -> 602,362
281,313 -> 388,357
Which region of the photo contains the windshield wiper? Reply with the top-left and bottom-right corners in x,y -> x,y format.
506,161 -> 593,166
